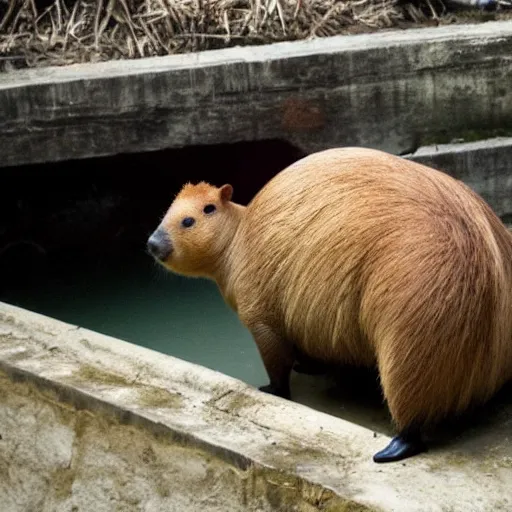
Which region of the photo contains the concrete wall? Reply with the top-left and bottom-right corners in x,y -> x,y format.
2,372 -> 355,512
1,21 -> 512,167
1,302 -> 511,512
406,137 -> 512,223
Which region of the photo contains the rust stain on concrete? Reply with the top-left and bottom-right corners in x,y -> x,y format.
281,97 -> 325,132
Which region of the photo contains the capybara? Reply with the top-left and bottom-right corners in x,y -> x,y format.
147,147 -> 512,463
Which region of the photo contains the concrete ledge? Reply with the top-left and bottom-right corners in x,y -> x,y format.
1,301 -> 511,511
2,21 -> 512,167
405,137 -> 512,222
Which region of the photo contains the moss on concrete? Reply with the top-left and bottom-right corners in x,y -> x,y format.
254,467 -> 378,512
324,503 -> 378,512
421,126 -> 512,147
442,453 -> 468,468
137,387 -> 182,409
426,452 -> 469,473
74,363 -> 133,387
52,467 -> 75,499
68,363 -> 183,410
215,391 -> 261,414
259,435 -> 357,478
428,450 -> 512,476
480,454 -> 512,472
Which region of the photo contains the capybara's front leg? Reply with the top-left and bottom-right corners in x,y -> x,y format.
373,426 -> 426,463
249,323 -> 294,399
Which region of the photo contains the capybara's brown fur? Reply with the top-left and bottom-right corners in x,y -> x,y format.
148,147 -> 512,460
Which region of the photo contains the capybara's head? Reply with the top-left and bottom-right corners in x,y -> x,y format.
147,182 -> 235,277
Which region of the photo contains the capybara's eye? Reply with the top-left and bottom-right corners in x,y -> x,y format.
181,217 -> 195,228
203,204 -> 216,214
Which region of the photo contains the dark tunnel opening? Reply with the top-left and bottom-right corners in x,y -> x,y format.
0,139 -> 306,286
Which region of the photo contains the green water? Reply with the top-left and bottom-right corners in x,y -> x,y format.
0,249 -> 392,434
0,250 -> 267,388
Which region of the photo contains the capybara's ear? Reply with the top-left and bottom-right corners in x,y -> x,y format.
219,184 -> 233,203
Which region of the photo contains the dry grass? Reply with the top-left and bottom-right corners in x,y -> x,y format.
0,0 -> 508,68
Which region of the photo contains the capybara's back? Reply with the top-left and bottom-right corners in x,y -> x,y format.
233,147 -> 512,430
148,146 -> 512,463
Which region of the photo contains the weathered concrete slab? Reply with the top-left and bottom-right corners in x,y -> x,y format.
2,21 -> 512,168
0,301 -> 511,512
405,137 -> 512,223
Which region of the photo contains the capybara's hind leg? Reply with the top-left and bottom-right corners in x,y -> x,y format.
374,352 -> 429,463
249,323 -> 294,399
373,426 -> 426,463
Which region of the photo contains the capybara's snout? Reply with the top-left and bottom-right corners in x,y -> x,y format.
147,227 -> 173,262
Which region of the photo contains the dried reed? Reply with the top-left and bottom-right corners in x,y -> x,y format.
0,0 -> 505,68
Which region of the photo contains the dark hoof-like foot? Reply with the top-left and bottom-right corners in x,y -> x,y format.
373,434 -> 426,463
258,384 -> 291,399
293,360 -> 327,375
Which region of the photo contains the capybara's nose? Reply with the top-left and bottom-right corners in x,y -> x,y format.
147,228 -> 172,261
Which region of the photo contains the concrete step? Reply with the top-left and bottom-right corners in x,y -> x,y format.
405,137 -> 512,225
